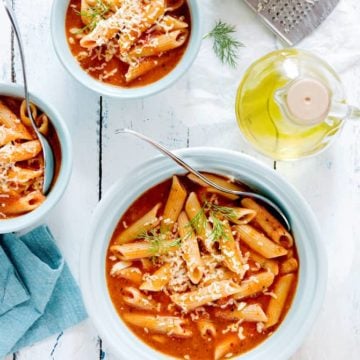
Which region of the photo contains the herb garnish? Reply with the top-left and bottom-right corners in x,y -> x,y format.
207,203 -> 238,222
139,230 -> 181,255
75,0 -> 109,33
204,20 -> 244,68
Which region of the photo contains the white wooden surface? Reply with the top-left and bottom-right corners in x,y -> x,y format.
1,0 -> 360,359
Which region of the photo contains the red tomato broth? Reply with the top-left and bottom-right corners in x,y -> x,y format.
106,174 -> 299,359
65,0 -> 191,88
0,96 -> 62,219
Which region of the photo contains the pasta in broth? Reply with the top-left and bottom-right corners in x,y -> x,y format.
0,96 -> 61,219
106,173 -> 299,360
66,0 -> 191,87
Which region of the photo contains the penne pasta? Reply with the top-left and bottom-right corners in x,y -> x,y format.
197,319 -> 216,338
7,167 -> 43,184
114,203 -> 161,244
0,191 -> 45,216
280,258 -> 298,274
187,173 -> 246,200
110,266 -> 143,285
161,176 -> 187,232
122,287 -> 159,311
111,238 -> 179,260
214,335 -> 239,360
235,225 -> 288,259
124,54 -> 171,82
218,220 -> 245,277
0,126 -> 31,146
0,140 -> 42,163
140,262 -> 172,291
129,29 -> 188,58
178,211 -> 203,284
171,280 -> 242,312
249,251 -> 279,275
155,15 -> 188,31
215,303 -> 268,323
122,313 -> 192,338
233,271 -> 275,300
241,198 -> 293,248
185,192 -> 213,252
265,274 -> 295,329
0,101 -> 33,140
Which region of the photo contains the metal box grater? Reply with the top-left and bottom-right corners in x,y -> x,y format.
243,0 -> 340,46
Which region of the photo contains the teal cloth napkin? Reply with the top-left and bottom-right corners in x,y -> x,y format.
0,226 -> 87,357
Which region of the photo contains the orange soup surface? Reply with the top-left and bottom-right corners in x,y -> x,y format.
65,0 -> 191,88
106,174 -> 299,359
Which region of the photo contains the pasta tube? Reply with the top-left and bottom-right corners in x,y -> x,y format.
170,280 -> 242,312
122,313 -> 192,338
235,225 -> 288,259
218,220 -> 245,276
161,176 -> 187,232
177,211 -> 203,284
114,203 -> 161,244
233,271 -> 275,300
185,192 -> 213,252
129,29 -> 188,58
265,274 -> 295,328
187,173 -> 245,200
111,238 -> 179,260
215,303 -> 268,323
0,191 -> 45,216
241,198 -> 293,248
140,263 -> 172,291
0,140 -> 42,163
197,319 -> 216,338
122,287 -> 159,311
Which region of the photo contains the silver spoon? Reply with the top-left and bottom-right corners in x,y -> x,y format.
2,0 -> 54,194
116,128 -> 291,231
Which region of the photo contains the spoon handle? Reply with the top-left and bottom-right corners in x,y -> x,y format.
116,128 -> 290,230
1,0 -> 38,136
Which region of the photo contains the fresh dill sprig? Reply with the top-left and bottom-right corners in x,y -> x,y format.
204,20 -> 244,68
74,0 -> 109,33
209,212 -> 229,242
187,207 -> 207,234
138,230 -> 181,255
207,203 -> 238,221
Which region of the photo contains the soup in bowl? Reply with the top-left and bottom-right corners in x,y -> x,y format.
81,148 -> 326,360
0,83 -> 72,234
51,0 -> 202,98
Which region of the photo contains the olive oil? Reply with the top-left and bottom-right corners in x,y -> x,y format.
235,49 -> 343,160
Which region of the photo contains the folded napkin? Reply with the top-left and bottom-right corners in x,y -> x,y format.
0,226 -> 87,357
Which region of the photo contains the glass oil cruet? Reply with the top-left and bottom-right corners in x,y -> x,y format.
235,48 -> 360,160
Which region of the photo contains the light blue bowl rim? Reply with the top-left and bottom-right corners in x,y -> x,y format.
81,147 -> 327,360
50,0 -> 203,98
0,82 -> 73,234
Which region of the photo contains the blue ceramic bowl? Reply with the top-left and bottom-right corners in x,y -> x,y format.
81,147 -> 327,360
0,83 -> 72,234
51,0 -> 203,98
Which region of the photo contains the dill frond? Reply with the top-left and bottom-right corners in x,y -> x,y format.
209,213 -> 229,243
207,203 -> 238,221
187,207 -> 207,234
138,229 -> 181,255
204,20 -> 244,68
75,0 -> 109,33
